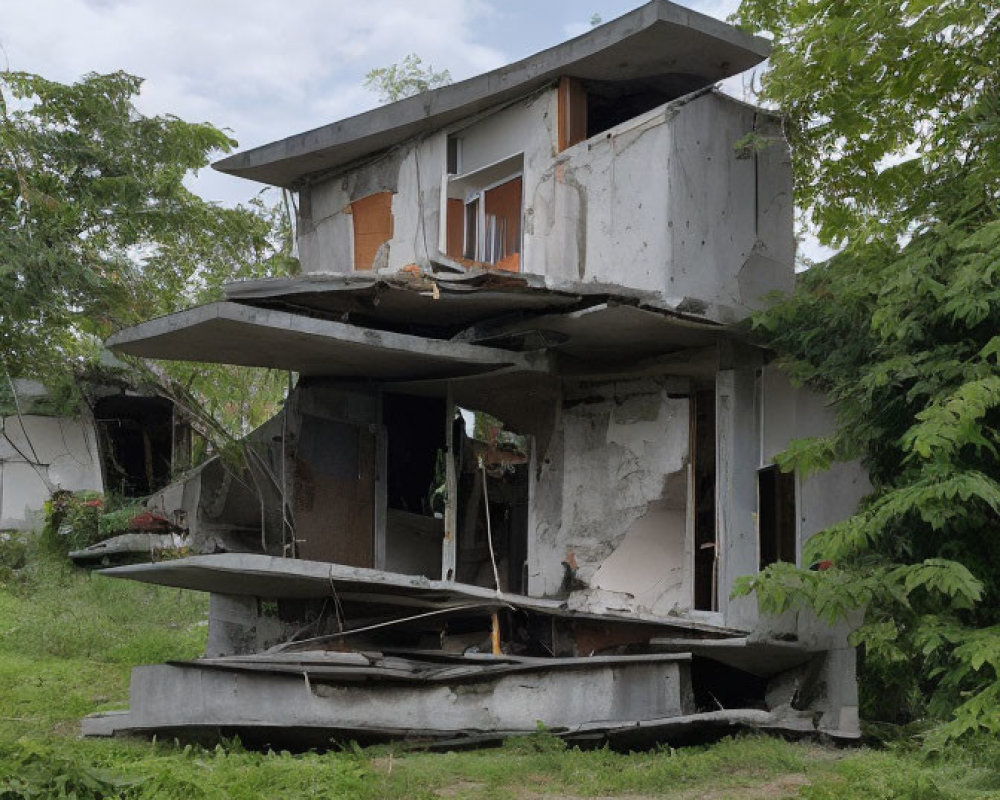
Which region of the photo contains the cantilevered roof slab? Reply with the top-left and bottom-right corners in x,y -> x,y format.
106,302 -> 545,380
213,0 -> 770,187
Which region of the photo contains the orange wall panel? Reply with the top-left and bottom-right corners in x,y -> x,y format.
351,191 -> 394,271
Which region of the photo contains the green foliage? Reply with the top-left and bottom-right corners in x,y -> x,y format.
500,723 -> 568,754
0,69 -> 297,443
735,0 -> 999,250
0,740 -> 137,799
736,0 -> 1000,739
40,491 -> 105,553
363,54 -> 451,103
0,533 -> 28,585
97,502 -> 146,538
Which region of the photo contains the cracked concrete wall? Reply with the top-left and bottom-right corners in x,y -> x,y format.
298,149 -> 407,273
527,377 -> 691,617
530,92 -> 793,321
0,414 -> 103,529
456,90 -> 553,176
298,138 -> 448,274
296,88 -> 792,320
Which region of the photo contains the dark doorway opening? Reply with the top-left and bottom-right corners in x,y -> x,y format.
382,393 -> 447,578
455,409 -> 530,594
93,395 -> 173,497
692,389 -> 717,611
758,465 -> 797,569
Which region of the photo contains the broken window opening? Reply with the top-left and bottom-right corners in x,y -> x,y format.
692,389 -> 717,612
463,197 -> 479,260
446,135 -> 462,174
454,407 -> 530,594
350,191 -> 394,271
382,393 -> 447,579
758,464 -> 796,569
557,75 -> 704,151
443,154 -> 523,272
93,394 -> 174,497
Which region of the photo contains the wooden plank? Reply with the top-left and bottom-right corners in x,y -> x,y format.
351,191 -> 393,271
445,198 -> 464,258
483,177 -> 522,271
294,416 -> 374,567
557,76 -> 587,152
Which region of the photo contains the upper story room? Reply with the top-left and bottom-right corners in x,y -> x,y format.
214,1 -> 794,325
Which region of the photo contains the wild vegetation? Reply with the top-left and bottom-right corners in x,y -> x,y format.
363,54 -> 452,104
0,70 -> 297,443
2,536 -> 1000,799
733,0 -> 1000,739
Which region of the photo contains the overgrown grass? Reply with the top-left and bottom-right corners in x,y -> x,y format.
2,533 -> 1000,799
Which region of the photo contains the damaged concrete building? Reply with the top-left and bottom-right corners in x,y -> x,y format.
85,1 -> 870,746
1,376 -> 189,532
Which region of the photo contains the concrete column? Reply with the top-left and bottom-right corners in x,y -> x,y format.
716,346 -> 762,629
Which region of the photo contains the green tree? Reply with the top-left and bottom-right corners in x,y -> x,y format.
0,70 -> 297,442
363,53 -> 451,103
732,0 -> 1000,739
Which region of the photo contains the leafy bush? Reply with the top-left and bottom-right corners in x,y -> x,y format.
40,492 -> 150,554
41,490 -> 104,553
98,502 -> 145,538
0,740 -> 136,799
734,0 -> 1000,741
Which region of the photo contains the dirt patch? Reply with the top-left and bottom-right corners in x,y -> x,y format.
510,773 -> 811,800
436,780 -> 488,797
683,773 -> 811,800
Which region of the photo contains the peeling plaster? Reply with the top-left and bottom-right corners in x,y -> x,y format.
529,378 -> 690,607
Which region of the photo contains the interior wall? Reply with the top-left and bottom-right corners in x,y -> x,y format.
527,376 -> 691,616
0,414 -> 103,529
759,364 -> 871,551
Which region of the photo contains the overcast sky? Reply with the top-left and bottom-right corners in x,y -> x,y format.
2,0 -> 751,201
6,0 -> 831,260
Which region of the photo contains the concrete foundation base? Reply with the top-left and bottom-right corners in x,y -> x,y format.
84,653 -> 693,742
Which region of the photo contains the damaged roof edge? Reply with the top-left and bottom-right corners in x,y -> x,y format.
212,0 -> 770,188
221,271 -> 733,329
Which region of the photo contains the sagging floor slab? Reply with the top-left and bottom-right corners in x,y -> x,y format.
81,648 -> 841,749
99,554 -> 747,636
84,652 -> 692,743
90,555 -> 858,747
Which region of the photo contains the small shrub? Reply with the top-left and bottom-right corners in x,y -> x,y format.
41,491 -> 106,553
501,723 -> 568,754
98,502 -> 145,538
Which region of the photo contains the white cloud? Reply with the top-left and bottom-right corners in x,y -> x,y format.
1,0 -> 507,203
4,0 -> 811,249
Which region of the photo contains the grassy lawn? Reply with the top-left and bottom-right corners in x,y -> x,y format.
1,535 -> 999,799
